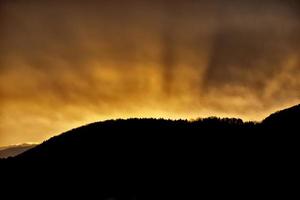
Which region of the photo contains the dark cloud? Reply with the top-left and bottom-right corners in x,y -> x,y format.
202,0 -> 300,103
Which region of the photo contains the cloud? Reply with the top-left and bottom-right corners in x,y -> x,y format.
0,0 -> 299,145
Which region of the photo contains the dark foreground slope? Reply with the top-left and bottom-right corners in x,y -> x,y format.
1,104 -> 299,199
262,104 -> 300,128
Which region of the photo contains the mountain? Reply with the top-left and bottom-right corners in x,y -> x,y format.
11,118 -> 256,161
3,104 -> 298,162
1,118 -> 250,199
3,104 -> 299,163
0,143 -> 36,158
1,104 -> 299,199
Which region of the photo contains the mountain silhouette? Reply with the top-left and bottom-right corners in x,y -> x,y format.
2,104 -> 297,162
1,104 -> 299,199
0,144 -> 36,158
9,104 -> 299,162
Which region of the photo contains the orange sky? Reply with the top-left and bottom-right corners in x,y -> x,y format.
1,0 -> 300,146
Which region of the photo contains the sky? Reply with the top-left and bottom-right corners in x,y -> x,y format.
0,0 -> 300,146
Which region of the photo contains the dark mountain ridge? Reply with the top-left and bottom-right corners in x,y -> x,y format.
0,104 -> 299,199
3,104 -> 299,163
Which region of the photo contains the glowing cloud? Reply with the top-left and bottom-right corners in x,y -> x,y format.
0,0 -> 299,145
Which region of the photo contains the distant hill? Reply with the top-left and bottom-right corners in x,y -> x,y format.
0,144 -> 36,158
1,104 -> 299,199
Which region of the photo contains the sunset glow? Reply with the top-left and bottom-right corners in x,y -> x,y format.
1,0 -> 299,146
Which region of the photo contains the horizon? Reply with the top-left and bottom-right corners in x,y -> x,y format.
1,103 -> 298,147
1,0 -> 300,146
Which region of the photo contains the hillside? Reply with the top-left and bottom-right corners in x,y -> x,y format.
11,118 -> 253,161
262,104 -> 300,128
3,103 -> 299,162
1,104 -> 299,199
0,104 -> 296,161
